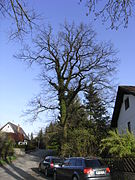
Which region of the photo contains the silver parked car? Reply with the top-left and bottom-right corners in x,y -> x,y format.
39,156 -> 64,177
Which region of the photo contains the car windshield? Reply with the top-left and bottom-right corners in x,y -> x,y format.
85,159 -> 103,168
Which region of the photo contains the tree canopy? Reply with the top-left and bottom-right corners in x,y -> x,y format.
17,22 -> 118,144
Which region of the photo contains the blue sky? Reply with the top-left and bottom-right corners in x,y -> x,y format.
0,0 -> 135,135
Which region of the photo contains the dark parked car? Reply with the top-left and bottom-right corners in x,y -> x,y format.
53,157 -> 111,180
39,156 -> 64,177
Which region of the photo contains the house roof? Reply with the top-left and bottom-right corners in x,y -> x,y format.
0,122 -> 29,140
111,86 -> 135,128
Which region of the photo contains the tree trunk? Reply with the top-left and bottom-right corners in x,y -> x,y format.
59,96 -> 69,155
59,95 -> 68,137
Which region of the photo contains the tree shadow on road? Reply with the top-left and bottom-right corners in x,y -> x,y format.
31,167 -> 52,180
1,165 -> 24,180
8,163 -> 38,180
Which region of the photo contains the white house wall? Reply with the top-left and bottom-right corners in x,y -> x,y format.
1,124 -> 14,133
118,94 -> 135,134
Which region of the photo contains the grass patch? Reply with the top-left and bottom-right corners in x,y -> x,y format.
0,156 -> 16,166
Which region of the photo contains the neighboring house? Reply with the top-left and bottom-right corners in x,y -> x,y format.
111,86 -> 135,134
0,122 -> 29,145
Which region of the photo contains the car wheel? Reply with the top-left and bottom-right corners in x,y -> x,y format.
72,176 -> 78,180
53,171 -> 57,180
45,168 -> 48,177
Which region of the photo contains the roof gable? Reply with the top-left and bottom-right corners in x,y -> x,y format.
1,123 -> 14,133
0,122 -> 29,140
111,86 -> 135,128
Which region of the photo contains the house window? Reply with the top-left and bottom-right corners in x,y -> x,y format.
128,121 -> 131,132
125,97 -> 129,110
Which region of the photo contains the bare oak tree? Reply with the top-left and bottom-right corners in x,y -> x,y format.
17,22 -> 118,139
80,0 -> 134,29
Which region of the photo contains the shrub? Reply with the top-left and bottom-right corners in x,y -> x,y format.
25,142 -> 36,151
100,129 -> 135,158
0,132 -> 15,160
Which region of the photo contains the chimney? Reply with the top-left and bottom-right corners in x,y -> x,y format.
17,124 -> 20,133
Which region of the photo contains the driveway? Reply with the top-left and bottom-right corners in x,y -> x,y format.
0,149 -> 52,180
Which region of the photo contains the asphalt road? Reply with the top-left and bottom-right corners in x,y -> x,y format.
1,150 -> 135,180
0,149 -> 53,180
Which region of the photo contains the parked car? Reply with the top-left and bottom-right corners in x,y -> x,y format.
53,157 -> 111,180
38,156 -> 64,177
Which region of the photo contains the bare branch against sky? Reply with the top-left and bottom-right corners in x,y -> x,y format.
80,0 -> 134,29
0,0 -> 39,38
